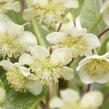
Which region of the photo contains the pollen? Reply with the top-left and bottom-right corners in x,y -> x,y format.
84,59 -> 109,76
34,1 -> 67,27
30,58 -> 64,84
6,67 -> 27,92
58,35 -> 88,58
0,32 -> 25,58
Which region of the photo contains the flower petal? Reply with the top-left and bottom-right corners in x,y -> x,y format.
60,89 -> 80,103
61,66 -> 74,80
64,0 -> 79,8
49,97 -> 64,108
50,48 -> 73,65
84,33 -> 100,49
19,53 -> 34,65
81,91 -> 103,108
103,9 -> 109,25
79,68 -> 94,84
14,63 -> 30,76
46,32 -> 67,44
29,46 -> 49,60
0,60 -> 14,71
18,31 -> 37,51
25,80 -> 43,95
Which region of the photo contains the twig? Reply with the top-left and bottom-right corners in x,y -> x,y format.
39,101 -> 46,109
86,84 -> 91,93
103,91 -> 109,103
98,28 -> 109,38
21,0 -> 25,10
57,23 -> 62,32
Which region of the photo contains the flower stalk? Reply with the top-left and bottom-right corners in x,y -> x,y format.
25,0 -> 48,47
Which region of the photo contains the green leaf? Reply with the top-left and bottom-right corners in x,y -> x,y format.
80,0 -> 106,35
6,0 -> 24,25
4,87 -> 47,109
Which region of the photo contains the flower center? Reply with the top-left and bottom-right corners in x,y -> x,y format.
85,59 -> 109,76
34,1 -> 67,26
7,67 -> 26,92
0,32 -> 25,58
31,58 -> 64,84
61,101 -> 92,109
58,35 -> 88,57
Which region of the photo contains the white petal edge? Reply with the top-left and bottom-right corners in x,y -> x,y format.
25,80 -> 43,96
61,66 -> 74,80
0,60 -> 14,71
46,32 -> 67,44
18,31 -> 37,51
79,68 -> 94,84
60,89 -> 80,103
50,48 -> 73,65
49,97 -> 64,108
81,91 -> 103,108
19,53 -> 34,65
30,46 -> 49,60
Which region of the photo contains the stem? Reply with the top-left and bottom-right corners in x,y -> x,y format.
46,82 -> 56,109
21,0 -> 25,10
58,78 -> 68,96
39,101 -> 46,109
31,19 -> 48,47
103,91 -> 109,103
86,84 -> 91,93
25,0 -> 48,47
57,23 -> 62,32
98,27 -> 109,38
88,13 -> 102,33
48,82 -> 56,100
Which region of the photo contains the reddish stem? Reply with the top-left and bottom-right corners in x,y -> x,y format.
98,28 -> 109,38
86,84 -> 91,93
39,101 -> 46,109
57,23 -> 62,32
103,91 -> 109,103
21,0 -> 25,10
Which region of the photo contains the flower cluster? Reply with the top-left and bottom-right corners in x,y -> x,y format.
1,0 -> 109,109
23,0 -> 79,27
50,89 -> 103,109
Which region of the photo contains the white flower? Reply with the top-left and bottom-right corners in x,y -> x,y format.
0,17 -> 37,58
0,0 -> 21,13
101,1 -> 109,26
0,60 -> 43,95
19,46 -> 74,84
23,0 -> 79,27
46,27 -> 100,58
49,89 -> 103,109
77,53 -> 109,84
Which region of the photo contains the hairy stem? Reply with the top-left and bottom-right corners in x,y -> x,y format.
88,13 -> 102,33
25,0 -> 48,47
31,19 -> 48,47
